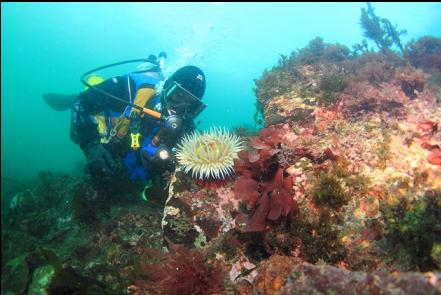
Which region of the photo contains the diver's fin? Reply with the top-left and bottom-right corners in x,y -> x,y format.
42,93 -> 77,111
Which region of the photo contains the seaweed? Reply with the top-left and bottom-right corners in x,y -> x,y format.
235,167 -> 296,233
130,244 -> 225,295
253,100 -> 264,128
405,36 -> 441,74
318,73 -> 348,106
310,172 -> 350,211
234,127 -> 297,232
232,125 -> 259,138
297,37 -> 351,65
395,66 -> 426,99
352,39 -> 370,56
294,211 -> 348,264
297,37 -> 326,65
359,2 -> 407,54
253,37 -> 352,112
376,127 -> 392,170
323,43 -> 352,63
381,191 -> 441,271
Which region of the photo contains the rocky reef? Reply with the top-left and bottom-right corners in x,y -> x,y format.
156,34 -> 441,294
1,173 -> 164,294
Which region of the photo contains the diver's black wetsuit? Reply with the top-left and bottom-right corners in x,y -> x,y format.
70,70 -> 195,196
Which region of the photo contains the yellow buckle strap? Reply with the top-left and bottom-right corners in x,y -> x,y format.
130,133 -> 141,149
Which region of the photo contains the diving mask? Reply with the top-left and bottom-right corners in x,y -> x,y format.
162,81 -> 207,120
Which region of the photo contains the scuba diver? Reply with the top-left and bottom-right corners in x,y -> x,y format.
43,53 -> 207,201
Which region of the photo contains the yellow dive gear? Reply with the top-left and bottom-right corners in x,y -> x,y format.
81,59 -> 165,121
130,133 -> 141,149
93,80 -> 160,145
81,61 -> 165,148
84,75 -> 104,90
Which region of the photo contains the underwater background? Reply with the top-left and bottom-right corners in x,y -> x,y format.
2,2 -> 440,182
2,3 -> 441,294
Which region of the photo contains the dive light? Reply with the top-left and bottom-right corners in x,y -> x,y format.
156,145 -> 171,161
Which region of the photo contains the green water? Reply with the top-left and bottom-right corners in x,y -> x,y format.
2,2 -> 440,182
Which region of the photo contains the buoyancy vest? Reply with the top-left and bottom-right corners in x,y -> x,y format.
96,71 -> 163,143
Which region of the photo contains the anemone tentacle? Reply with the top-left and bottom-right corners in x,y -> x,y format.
176,127 -> 244,180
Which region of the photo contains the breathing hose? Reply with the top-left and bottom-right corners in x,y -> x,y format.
80,59 -> 163,119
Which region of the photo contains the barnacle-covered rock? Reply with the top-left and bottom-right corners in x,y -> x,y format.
264,91 -> 316,126
162,167 -> 240,249
280,263 -> 441,294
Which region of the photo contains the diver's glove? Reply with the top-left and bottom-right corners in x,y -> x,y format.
83,142 -> 117,178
